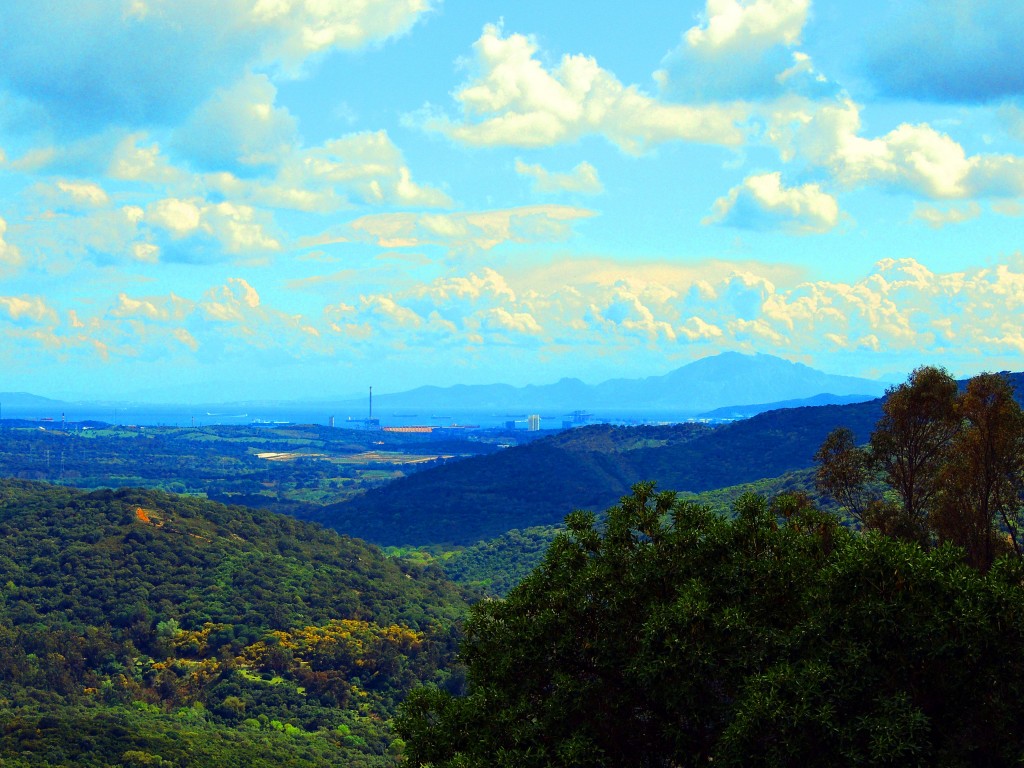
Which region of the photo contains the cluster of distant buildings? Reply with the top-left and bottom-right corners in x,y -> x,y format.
327,389 -> 596,436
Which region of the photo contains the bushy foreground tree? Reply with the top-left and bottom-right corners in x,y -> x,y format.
397,484 -> 1024,767
816,367 -> 1024,569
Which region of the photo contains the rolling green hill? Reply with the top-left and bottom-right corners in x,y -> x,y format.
0,479 -> 472,767
308,422 -> 715,546
419,467 -> 824,597
313,399 -> 884,546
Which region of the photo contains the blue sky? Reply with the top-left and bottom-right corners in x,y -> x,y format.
1,0 -> 1023,401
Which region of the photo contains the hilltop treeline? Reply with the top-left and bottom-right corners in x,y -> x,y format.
317,403 -> 886,546
817,367 -> 1024,570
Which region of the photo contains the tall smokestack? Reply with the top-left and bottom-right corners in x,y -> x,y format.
369,386 -> 373,420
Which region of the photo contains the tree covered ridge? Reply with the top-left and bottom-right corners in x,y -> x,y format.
317,402 -> 889,547
0,480 -> 473,766
316,423 -> 713,546
0,480 -> 470,628
399,484 -> 1024,767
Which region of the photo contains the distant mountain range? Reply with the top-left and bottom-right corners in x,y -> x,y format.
2,353 -> 888,423
343,352 -> 888,416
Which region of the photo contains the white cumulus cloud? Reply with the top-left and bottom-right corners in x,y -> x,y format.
175,72 -> 298,171
0,295 -> 57,325
147,199 -> 203,236
771,97 -> 1024,199
685,0 -> 809,52
252,0 -> 434,64
324,255 -> 1024,375
297,130 -> 451,207
913,202 -> 982,228
427,23 -> 747,154
146,197 -> 280,257
514,160 -> 603,195
55,180 -> 110,208
705,172 -> 839,233
658,0 -> 831,102
109,133 -> 183,183
0,218 -> 25,274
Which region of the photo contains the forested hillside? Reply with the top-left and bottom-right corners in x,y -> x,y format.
0,480 -> 472,766
413,468 -> 822,597
2,367 -> 1021,764
315,400 -> 884,546
310,423 -> 714,545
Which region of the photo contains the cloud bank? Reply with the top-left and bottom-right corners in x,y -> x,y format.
5,256 -> 1024,384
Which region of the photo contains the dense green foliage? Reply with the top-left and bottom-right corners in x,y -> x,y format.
439,526 -> 560,596
0,703 -> 391,768
410,469 -> 827,598
0,480 -> 473,766
399,484 -> 1024,766
7,370 -> 1024,765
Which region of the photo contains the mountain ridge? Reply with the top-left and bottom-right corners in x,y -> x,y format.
342,352 -> 887,415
